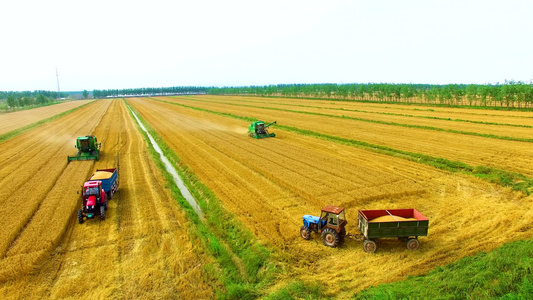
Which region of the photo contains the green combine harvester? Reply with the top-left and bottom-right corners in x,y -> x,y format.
248,121 -> 277,139
68,135 -> 101,163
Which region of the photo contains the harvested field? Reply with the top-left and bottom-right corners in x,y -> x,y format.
0,100 -> 93,136
128,96 -> 533,298
2,95 -> 533,298
188,95 -> 533,140
159,96 -> 533,177
0,99 -> 214,299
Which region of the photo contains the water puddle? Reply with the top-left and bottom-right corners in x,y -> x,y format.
129,108 -> 204,219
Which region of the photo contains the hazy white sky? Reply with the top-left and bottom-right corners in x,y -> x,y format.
1,0 -> 532,91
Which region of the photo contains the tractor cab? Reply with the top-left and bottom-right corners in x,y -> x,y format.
300,205 -> 348,247
79,181 -> 107,222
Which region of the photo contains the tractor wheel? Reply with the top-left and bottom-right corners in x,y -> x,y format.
78,210 -> 84,224
321,228 -> 339,248
100,206 -> 106,220
300,226 -> 311,240
406,238 -> 420,250
363,240 -> 377,253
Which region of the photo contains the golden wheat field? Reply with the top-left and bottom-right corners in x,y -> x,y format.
1,96 -> 533,298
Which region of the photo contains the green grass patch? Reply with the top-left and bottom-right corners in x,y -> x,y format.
152,98 -> 533,194
0,101 -> 93,143
354,239 -> 533,299
264,281 -> 329,300
124,100 -> 276,299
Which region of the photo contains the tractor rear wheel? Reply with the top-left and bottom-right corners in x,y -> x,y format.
78,210 -> 84,224
300,226 -> 311,240
406,238 -> 420,250
100,206 -> 106,220
321,228 -> 339,247
363,240 -> 377,253
339,228 -> 347,243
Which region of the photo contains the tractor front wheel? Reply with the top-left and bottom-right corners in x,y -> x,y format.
300,226 -> 311,240
363,240 -> 377,253
321,228 -> 339,248
100,206 -> 106,220
78,210 -> 84,224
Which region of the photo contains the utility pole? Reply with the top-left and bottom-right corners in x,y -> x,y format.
56,68 -> 60,100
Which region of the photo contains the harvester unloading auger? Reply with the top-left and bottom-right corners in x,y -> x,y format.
248,121 -> 277,139
68,135 -> 101,162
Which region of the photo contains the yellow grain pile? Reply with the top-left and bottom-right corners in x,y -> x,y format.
369,215 -> 416,222
90,171 -> 113,180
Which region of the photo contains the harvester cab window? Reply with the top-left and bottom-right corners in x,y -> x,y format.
257,124 -> 265,134
79,139 -> 89,150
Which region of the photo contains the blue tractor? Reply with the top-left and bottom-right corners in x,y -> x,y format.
301,205 -> 347,247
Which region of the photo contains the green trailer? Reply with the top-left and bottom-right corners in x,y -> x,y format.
358,209 -> 429,253
68,135 -> 101,163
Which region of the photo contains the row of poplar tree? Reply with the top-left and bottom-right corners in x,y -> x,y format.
207,81 -> 533,108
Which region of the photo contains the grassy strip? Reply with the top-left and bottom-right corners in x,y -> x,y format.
264,281 -> 329,300
124,100 -> 276,299
173,97 -> 533,143
353,239 -> 533,299
154,98 -> 533,194
0,101 -> 94,143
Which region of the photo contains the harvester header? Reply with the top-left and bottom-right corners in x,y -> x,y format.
68,135 -> 101,162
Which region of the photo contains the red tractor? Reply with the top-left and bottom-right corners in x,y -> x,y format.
78,180 -> 107,224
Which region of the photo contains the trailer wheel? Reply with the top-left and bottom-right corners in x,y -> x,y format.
100,206 -> 106,220
363,240 -> 377,253
321,228 -> 339,247
300,226 -> 311,240
406,238 -> 419,250
78,210 -> 84,224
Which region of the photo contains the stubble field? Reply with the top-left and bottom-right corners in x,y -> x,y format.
1,95 -> 532,298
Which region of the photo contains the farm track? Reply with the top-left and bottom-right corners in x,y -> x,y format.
129,97 -> 533,298
163,96 -> 533,178
0,99 -> 214,299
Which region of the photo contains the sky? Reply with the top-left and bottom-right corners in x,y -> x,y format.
0,0 -> 532,91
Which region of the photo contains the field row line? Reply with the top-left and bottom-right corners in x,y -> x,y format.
188,96 -> 533,128
155,98 -> 533,194
255,95 -> 533,115
175,97 -> 533,143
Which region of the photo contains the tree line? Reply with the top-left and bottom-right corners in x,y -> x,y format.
0,90 -> 67,110
207,81 -> 533,108
92,86 -> 209,98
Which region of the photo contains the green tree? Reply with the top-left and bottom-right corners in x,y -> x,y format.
82,90 -> 89,99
